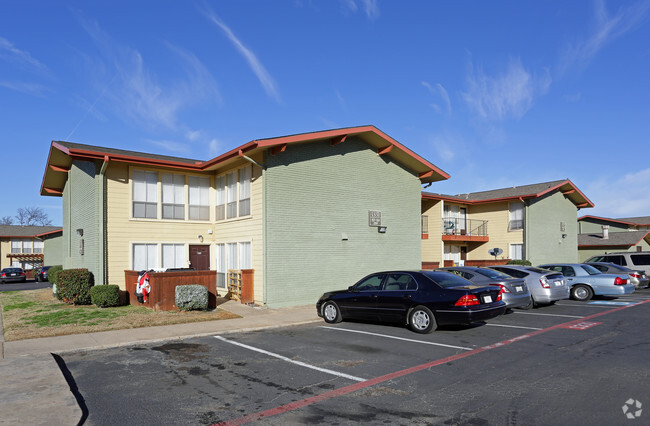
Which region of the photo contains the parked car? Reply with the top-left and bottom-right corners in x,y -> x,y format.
584,262 -> 650,289
437,266 -> 532,310
538,263 -> 635,301
316,270 -> 506,334
0,267 -> 27,283
35,266 -> 52,282
488,265 -> 569,307
584,252 -> 650,277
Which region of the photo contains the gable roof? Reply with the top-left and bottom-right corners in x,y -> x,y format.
422,179 -> 594,208
578,230 -> 650,248
578,215 -> 650,226
41,125 -> 449,196
0,225 -> 62,238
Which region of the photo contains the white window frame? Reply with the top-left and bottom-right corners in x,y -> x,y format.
161,173 -> 185,220
216,165 -> 252,221
188,175 -> 210,221
215,241 -> 252,289
132,243 -> 158,271
509,243 -> 524,260
11,239 -> 21,254
33,240 -> 43,254
132,170 -> 158,219
509,202 -> 524,231
162,244 -> 186,269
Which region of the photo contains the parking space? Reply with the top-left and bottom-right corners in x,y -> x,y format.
62,288 -> 650,425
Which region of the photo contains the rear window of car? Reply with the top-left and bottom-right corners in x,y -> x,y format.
422,271 -> 474,288
475,269 -> 512,280
582,264 -> 602,275
493,268 -> 527,278
631,254 -> 650,265
589,255 -> 626,266
524,267 -> 551,274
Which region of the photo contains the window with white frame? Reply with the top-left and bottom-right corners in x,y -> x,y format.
133,170 -> 158,219
33,240 -> 43,254
133,243 -> 158,271
11,239 -> 21,253
22,239 -> 32,254
161,173 -> 185,220
162,244 -> 185,269
189,176 -> 210,220
510,243 -> 524,260
216,166 -> 251,221
215,241 -> 251,289
509,202 -> 524,231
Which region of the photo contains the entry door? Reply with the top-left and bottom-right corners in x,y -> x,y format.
189,245 -> 210,270
459,208 -> 467,234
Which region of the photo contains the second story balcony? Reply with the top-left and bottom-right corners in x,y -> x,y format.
441,217 -> 489,242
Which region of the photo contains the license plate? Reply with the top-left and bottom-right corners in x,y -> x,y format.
10,273 -> 17,276
515,286 -> 523,292
554,280 -> 563,286
483,295 -> 493,303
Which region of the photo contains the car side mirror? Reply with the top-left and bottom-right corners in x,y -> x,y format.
348,286 -> 357,292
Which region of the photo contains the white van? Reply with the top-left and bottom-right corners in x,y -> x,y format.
585,252 -> 650,276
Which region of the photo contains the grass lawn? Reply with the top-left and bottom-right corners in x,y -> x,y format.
0,288 -> 240,342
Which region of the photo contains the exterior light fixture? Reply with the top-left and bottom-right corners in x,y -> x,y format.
378,226 -> 387,233
198,235 -> 204,242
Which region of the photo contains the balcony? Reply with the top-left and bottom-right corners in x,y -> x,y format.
441,217 -> 489,242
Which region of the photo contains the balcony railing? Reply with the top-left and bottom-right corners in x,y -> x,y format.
441,217 -> 488,236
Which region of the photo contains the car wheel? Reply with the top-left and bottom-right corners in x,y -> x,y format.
519,297 -> 534,310
571,285 -> 593,301
408,305 -> 437,334
322,301 -> 342,324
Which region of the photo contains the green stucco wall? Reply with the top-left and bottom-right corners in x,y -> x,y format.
263,137 -> 422,308
43,234 -> 63,266
526,191 -> 578,265
578,218 -> 629,234
62,159 -> 104,284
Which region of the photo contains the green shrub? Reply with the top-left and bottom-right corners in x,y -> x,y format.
48,265 -> 63,286
56,269 -> 95,305
507,259 -> 532,266
90,285 -> 121,308
175,285 -> 209,311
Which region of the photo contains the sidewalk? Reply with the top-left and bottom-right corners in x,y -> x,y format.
0,301 -> 320,425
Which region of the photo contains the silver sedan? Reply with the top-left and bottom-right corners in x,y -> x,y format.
489,265 -> 569,307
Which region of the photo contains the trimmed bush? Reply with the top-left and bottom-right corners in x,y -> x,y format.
48,265 -> 63,287
507,259 -> 532,266
56,269 -> 95,305
175,284 -> 209,311
90,285 -> 121,308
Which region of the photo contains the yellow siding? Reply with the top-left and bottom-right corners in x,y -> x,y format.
467,201 -> 523,261
0,239 -> 10,269
421,200 -> 443,265
105,162 -> 264,304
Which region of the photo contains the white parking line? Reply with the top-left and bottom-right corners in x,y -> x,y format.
214,336 -> 366,382
319,326 -> 473,351
554,302 -> 618,308
486,323 -> 543,330
512,312 -> 584,318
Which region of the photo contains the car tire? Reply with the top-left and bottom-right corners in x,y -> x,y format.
408,305 -> 437,334
571,285 -> 593,301
322,301 -> 342,324
519,297 -> 534,310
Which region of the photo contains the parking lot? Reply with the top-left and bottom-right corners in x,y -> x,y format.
62,289 -> 650,425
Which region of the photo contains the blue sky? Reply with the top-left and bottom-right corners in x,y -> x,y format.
2,0 -> 650,226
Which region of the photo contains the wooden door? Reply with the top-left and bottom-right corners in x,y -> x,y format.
189,245 -> 210,270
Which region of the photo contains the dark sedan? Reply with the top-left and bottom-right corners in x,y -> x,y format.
316,270 -> 506,334
0,267 -> 27,283
35,266 -> 52,282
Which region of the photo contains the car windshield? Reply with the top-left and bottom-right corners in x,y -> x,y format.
422,271 -> 474,288
582,264 -> 602,275
476,269 -> 512,279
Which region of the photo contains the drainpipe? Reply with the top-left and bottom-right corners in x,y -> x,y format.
99,156 -> 109,285
238,149 -> 263,168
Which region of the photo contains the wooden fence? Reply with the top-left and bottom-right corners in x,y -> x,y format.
125,269 -> 217,311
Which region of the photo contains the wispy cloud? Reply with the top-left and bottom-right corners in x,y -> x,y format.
202,8 -> 281,103
208,138 -> 222,156
341,0 -> 380,20
422,81 -> 452,116
559,0 -> 650,74
585,168 -> 650,217
0,36 -> 49,74
0,80 -> 48,96
75,12 -> 220,131
462,57 -> 551,121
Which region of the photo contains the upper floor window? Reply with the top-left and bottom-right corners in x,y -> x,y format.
133,170 -> 158,219
509,202 -> 524,231
11,239 -> 21,253
33,240 -> 43,254
189,176 -> 210,220
216,166 -> 251,221
161,173 -> 185,220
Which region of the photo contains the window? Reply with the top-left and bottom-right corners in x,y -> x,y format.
421,215 -> 429,238
215,175 -> 226,221
216,241 -> 252,289
189,176 -> 210,220
216,166 -> 252,221
22,239 -> 32,254
510,243 -> 524,260
384,274 -> 417,291
133,244 -> 158,271
133,171 -> 158,219
11,240 -> 21,253
162,173 -> 185,220
509,202 -> 524,230
162,244 -> 185,269
631,254 -> 650,266
33,240 -> 43,254
355,274 -> 385,291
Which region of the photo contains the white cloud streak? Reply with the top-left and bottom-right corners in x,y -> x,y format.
422,81 -> 452,116
462,57 -> 551,121
202,10 -> 281,103
341,0 -> 380,20
0,36 -> 49,74
585,168 -> 650,217
0,80 -> 48,96
559,0 -> 650,74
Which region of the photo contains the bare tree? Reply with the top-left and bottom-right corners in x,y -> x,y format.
0,216 -> 13,225
15,207 -> 52,226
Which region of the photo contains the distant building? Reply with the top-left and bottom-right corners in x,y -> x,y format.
0,225 -> 62,272
578,216 -> 650,261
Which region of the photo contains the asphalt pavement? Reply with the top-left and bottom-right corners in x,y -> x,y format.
0,300 -> 320,426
